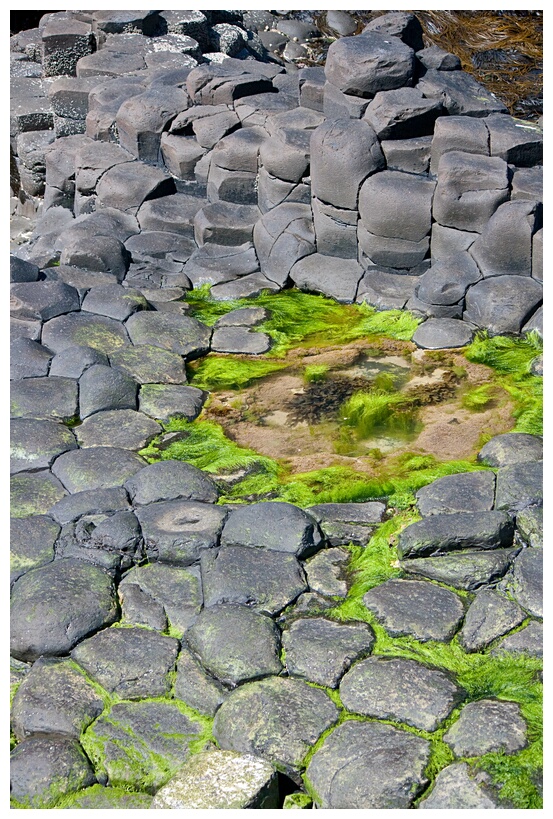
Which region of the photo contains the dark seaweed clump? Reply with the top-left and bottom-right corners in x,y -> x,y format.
287,376 -> 370,424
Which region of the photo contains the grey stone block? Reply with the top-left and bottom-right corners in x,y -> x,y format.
364,87 -> 442,140
417,68 -> 508,117
254,202 -> 315,285
463,275 -> 542,335
290,253 -> 363,303
325,31 -> 415,97
381,136 -> 431,174
470,199 -> 539,278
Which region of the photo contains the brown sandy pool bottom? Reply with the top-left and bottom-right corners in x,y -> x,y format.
197,340 -> 516,478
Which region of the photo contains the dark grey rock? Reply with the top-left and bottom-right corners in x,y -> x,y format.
75,409 -> 161,450
530,354 -> 543,376
125,459 -> 218,506
510,548 -> 542,618
194,201 -> 260,247
201,545 -> 306,615
283,617 -> 375,688
417,45 -> 461,71
311,198 -> 358,259
118,581 -> 167,631
357,268 -> 419,309
215,307 -> 268,327
325,10 -> 357,36
109,344 -> 187,385
42,267 -> 121,298
115,87 -> 189,163
363,578 -> 465,641
310,117 -> 384,209
304,547 -> 350,597
10,316 -> 42,342
137,192 -> 205,238
211,326 -> 271,355
400,547 -> 520,591
79,364 -> 137,419
10,470 -> 67,519
416,471 -> 496,516
10,558 -> 117,662
340,656 -> 463,731
207,163 -> 257,205
419,763 -> 500,809
10,281 -> 80,322
49,487 -> 130,525
221,501 -> 322,559
486,113 -> 543,166
186,603 -> 282,686
406,294 -> 463,320
322,81 -> 370,119
492,621 -> 542,658
254,203 -> 315,285
364,88 -> 442,140
444,699 -> 527,757
10,514 -> 59,583
398,511 -> 514,558
120,562 -> 202,635
478,432 -> 543,467
83,510 -> 142,565
51,446 -> 145,493
81,284 -> 147,321
430,223 -> 479,262
209,272 -> 280,300
417,68 -> 508,117
11,657 -> 104,740
11,418 -> 77,474
184,241 -> 259,287
511,166 -> 543,203
381,135 -> 432,174
10,255 -> 40,283
516,506 -> 543,548
412,318 -> 474,349
138,383 -> 206,422
161,133 -> 207,180
290,253 -> 363,303
95,160 -> 175,213
459,589 -> 526,652
416,252 -> 481,305
173,647 -> 227,716
305,721 -> 430,809
10,735 -> 95,808
259,129 -> 310,184
71,627 -> 179,699
470,199 -> 539,278
41,13 -> 95,76
49,345 -> 108,379
136,499 -> 226,565
213,676 -> 339,777
433,151 -> 509,233
523,305 -> 543,334
307,501 -> 385,546
358,228 -> 428,270
60,234 -> 131,278
41,312 -> 130,355
12,377 -> 75,426
363,11 -> 424,51
10,338 -> 52,380
83,700 -> 202,791
325,31 -> 415,97
495,461 -> 543,511
125,311 -> 211,358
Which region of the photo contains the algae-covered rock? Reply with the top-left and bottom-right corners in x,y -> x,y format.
443,699 -> 527,757
51,446 -> 146,493
58,784 -> 153,808
397,511 -> 514,558
400,547 -> 520,590
10,418 -> 77,474
173,647 -> 228,716
151,750 -> 279,809
119,562 -> 203,635
458,589 -> 526,652
418,762 -> 500,809
82,700 -> 204,793
10,514 -> 59,582
10,470 -> 67,518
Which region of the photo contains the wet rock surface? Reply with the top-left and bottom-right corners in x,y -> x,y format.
10,9 -> 543,810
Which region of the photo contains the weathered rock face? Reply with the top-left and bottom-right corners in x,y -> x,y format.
9,9 -> 543,810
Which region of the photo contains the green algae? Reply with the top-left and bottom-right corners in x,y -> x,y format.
189,355 -> 287,391
340,389 -> 419,439
461,383 -> 499,411
303,364 -> 329,383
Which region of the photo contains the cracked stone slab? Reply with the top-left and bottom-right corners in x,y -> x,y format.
443,699 -> 527,757
213,676 -> 339,778
82,700 -> 203,792
304,546 -> 350,597
340,656 -> 463,731
491,621 -> 543,658
305,720 -> 430,809
136,499 -> 226,565
49,487 -> 130,525
494,461 -> 543,512
201,545 -> 307,615
478,432 -> 543,467
81,284 -> 148,321
397,511 -> 514,559
125,311 -> 211,358
10,280 -> 80,322
51,447 -> 146,493
516,506 -> 543,548
10,338 -> 53,380
412,318 -> 474,350
11,470 -> 68,518
124,459 -> 218,505
119,562 -> 203,635
185,603 -> 282,686
283,617 -> 375,688
458,589 -> 526,652
11,657 -> 105,741
307,501 -> 386,546
221,501 -> 322,558
109,344 -> 188,384
509,548 -> 542,618
211,326 -> 271,355
11,377 -> 79,423
71,626 -> 179,699
151,750 -> 279,809
10,418 -> 78,474
10,557 -> 118,662
42,312 -> 130,355
139,384 -> 207,422
400,547 -> 520,591
173,647 -> 228,716
10,515 -> 59,584
74,409 -> 161,450
290,253 -> 363,304
363,578 -> 465,642
416,470 -> 496,516
419,762 -> 500,809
